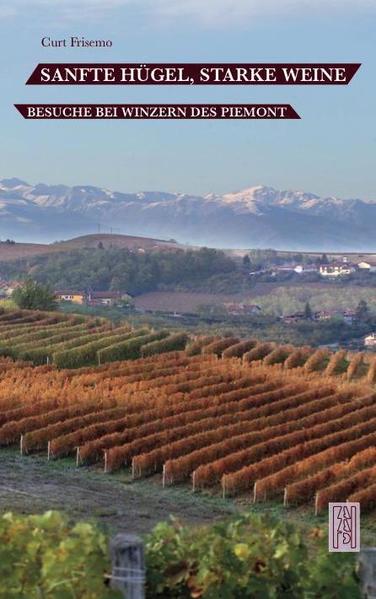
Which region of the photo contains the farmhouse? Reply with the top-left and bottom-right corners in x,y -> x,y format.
87,291 -> 125,307
315,310 -> 338,321
315,309 -> 356,324
357,261 -> 376,272
293,264 -> 319,274
319,263 -> 356,277
55,290 -> 86,304
364,333 -> 376,348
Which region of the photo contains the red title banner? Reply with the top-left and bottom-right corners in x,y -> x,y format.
26,63 -> 361,85
15,104 -> 301,120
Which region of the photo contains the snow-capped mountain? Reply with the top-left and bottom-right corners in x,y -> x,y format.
0,178 -> 375,250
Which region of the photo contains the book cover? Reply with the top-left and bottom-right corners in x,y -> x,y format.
0,1 -> 374,596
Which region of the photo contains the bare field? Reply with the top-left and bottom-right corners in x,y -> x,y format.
133,283 -> 342,314
2,450 -> 376,545
133,288 -> 281,313
0,450 -> 233,534
134,291 -> 256,312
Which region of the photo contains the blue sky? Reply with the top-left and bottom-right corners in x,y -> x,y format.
0,0 -> 375,199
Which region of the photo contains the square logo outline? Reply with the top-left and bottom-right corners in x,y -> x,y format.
328,502 -> 360,553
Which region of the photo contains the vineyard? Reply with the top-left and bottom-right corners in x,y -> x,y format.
0,308 -> 188,367
0,308 -> 375,382
0,313 -> 376,514
188,335 -> 376,384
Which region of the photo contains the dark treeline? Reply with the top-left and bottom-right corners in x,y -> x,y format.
0,247 -> 236,295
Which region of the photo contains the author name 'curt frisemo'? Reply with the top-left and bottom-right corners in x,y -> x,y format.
41,37 -> 113,48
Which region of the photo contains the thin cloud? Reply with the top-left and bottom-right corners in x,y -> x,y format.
157,0 -> 375,21
0,6 -> 17,17
0,0 -> 129,20
0,0 -> 374,22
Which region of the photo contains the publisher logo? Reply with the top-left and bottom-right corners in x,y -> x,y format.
329,503 -> 360,552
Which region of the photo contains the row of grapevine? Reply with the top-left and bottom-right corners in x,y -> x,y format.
145,386 -> 339,485
96,330 -> 169,363
105,381 -> 299,473
0,309 -> 190,367
190,334 -> 376,384
56,378 -> 280,460
284,447 -> 376,507
217,404 -> 373,497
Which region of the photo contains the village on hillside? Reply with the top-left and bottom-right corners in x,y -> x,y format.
0,252 -> 376,351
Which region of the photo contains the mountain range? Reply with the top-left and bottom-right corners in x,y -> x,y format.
0,177 -> 375,251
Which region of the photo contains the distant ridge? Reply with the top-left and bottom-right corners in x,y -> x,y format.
0,178 -> 375,250
57,233 -> 179,250
0,233 -> 180,262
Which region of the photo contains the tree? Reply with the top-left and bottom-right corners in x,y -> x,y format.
321,253 -> 329,264
304,301 -> 313,320
242,254 -> 251,269
355,299 -> 370,322
12,280 -> 57,311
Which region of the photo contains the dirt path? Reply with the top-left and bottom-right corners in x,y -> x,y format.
0,450 -> 234,534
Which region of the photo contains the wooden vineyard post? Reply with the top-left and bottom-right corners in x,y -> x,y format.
109,534 -> 145,599
20,434 -> 24,455
314,492 -> 320,516
359,548 -> 376,598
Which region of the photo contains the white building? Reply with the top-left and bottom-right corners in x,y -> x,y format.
357,261 -> 376,272
294,265 -> 318,274
319,263 -> 356,277
364,333 -> 376,347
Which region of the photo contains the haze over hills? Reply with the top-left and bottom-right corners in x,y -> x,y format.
0,177 -> 375,251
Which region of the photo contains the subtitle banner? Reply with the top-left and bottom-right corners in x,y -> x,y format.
14,104 -> 301,120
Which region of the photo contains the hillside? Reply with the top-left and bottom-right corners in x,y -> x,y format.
56,233 -> 179,251
1,178 -> 375,250
0,233 -> 179,262
0,315 -> 376,516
